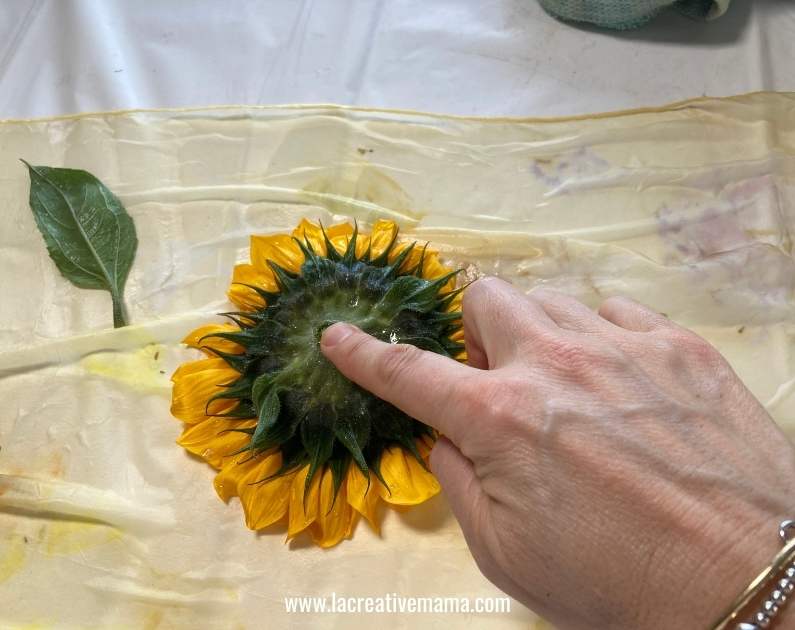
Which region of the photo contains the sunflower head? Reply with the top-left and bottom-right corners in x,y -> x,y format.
171,219 -> 465,547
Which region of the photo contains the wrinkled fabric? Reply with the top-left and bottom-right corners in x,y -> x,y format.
1,93 -> 794,629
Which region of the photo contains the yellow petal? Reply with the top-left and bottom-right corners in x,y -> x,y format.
182,323 -> 245,355
171,356 -> 229,382
287,464 -> 322,538
368,220 -> 398,260
326,222 -> 354,240
346,465 -> 383,533
291,218 -> 328,256
170,358 -> 240,424
228,263 -> 277,311
238,453 -> 295,530
378,447 -> 441,505
310,467 -> 357,548
250,234 -> 304,274
214,453 -> 260,502
177,417 -> 256,469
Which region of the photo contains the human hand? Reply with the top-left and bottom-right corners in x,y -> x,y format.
320,277 -> 795,629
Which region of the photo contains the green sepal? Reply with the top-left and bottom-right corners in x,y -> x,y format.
372,275 -> 425,317
436,282 -> 470,311
429,310 -> 463,324
333,417 -> 370,478
219,426 -> 256,436
402,270 -> 461,312
204,376 -> 254,413
251,374 -> 283,446
218,311 -> 261,328
441,339 -> 466,354
200,329 -> 260,347
249,410 -> 302,452
411,242 -> 429,276
232,282 -> 281,304
256,447 -> 306,484
326,456 -> 349,511
267,260 -> 299,293
207,400 -> 257,420
382,242 -> 416,279
397,435 -> 428,472
300,421 -> 335,510
201,346 -> 251,373
292,236 -> 317,263
367,450 -> 390,496
319,223 -> 342,262
341,222 -> 359,266
371,406 -> 416,447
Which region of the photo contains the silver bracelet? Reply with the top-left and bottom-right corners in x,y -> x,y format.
712,519 -> 795,630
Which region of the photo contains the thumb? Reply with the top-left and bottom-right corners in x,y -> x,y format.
430,437 -> 530,605
430,437 -> 485,530
320,322 -> 476,449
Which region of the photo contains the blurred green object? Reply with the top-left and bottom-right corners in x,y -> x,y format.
538,0 -> 731,29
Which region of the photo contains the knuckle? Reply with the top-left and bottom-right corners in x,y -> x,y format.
650,336 -> 678,359
530,286 -> 561,302
657,328 -> 725,368
340,331 -> 374,362
376,342 -> 422,387
544,337 -> 601,373
598,295 -> 631,315
462,376 -> 527,430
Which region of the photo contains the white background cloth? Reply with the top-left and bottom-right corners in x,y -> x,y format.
0,0 -> 793,120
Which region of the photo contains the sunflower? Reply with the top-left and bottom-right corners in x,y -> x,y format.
170,219 -> 465,548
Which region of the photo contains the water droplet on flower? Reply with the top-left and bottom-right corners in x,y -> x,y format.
389,331 -> 398,344
202,448 -> 213,458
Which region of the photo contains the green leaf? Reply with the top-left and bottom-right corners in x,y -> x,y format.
23,162 -> 138,328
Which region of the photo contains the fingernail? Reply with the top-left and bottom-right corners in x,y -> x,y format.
321,322 -> 356,347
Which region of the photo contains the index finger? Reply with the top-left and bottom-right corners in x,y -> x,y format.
320,322 -> 478,448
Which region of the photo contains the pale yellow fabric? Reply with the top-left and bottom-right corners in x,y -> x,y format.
0,94 -> 793,629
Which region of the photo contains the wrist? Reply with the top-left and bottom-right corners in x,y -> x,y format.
639,508 -> 788,629
709,521 -> 795,630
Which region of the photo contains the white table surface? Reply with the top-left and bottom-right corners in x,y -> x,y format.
0,0 -> 793,120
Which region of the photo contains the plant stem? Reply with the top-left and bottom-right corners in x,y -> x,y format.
111,291 -> 128,328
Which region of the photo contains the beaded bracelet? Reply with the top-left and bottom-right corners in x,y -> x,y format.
711,520 -> 795,630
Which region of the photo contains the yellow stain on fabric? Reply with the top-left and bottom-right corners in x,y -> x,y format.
0,534 -> 27,583
81,344 -> 168,392
43,521 -> 120,556
142,610 -> 165,630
